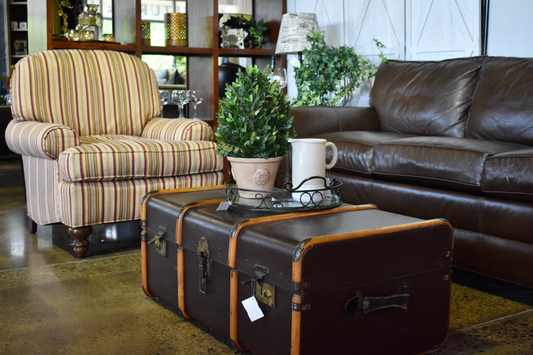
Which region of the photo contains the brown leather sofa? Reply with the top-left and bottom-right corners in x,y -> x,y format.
290,56 -> 533,288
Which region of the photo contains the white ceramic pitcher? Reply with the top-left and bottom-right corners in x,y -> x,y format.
289,138 -> 338,191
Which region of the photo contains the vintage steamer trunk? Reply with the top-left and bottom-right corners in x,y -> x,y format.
141,186 -> 453,355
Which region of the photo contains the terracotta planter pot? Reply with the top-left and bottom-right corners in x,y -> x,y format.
228,156 -> 283,198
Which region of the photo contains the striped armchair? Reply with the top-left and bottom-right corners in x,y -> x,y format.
5,50 -> 223,257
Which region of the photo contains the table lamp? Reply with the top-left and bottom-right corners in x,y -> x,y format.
275,13 -> 320,64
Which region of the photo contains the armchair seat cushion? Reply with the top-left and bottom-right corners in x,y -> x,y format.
371,137 -> 528,192
59,135 -> 222,182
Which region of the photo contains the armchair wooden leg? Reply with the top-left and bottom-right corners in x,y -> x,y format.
27,217 -> 37,234
68,226 -> 92,257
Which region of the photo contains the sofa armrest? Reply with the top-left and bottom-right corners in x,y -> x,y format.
290,106 -> 380,138
142,117 -> 214,142
5,119 -> 79,159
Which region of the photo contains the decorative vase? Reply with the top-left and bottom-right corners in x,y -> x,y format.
228,156 -> 283,198
141,21 -> 151,46
165,13 -> 188,47
86,4 -> 103,40
75,6 -> 89,32
218,58 -> 244,98
220,28 -> 245,49
238,20 -> 253,48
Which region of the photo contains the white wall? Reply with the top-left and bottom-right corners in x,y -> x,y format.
487,0 -> 533,56
286,0 -> 481,103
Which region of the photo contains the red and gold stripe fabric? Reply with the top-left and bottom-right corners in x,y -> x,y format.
6,119 -> 79,160
57,172 -> 224,228
142,117 -> 214,142
9,49 -> 224,229
22,156 -> 62,225
10,50 -> 160,137
58,135 -> 223,182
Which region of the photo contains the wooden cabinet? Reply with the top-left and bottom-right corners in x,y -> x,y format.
28,0 -> 286,125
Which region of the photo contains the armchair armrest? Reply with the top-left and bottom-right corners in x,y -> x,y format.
142,117 -> 214,142
5,119 -> 79,159
290,106 -> 380,138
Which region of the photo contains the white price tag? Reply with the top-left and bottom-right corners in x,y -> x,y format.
242,296 -> 264,322
216,201 -> 232,211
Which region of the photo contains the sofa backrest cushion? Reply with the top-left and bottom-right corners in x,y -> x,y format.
10,49 -> 161,137
467,57 -> 533,146
370,57 -> 485,137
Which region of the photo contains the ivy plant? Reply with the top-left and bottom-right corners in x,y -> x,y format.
215,65 -> 296,159
293,31 -> 387,106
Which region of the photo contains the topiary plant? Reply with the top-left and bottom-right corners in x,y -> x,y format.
293,31 -> 386,106
215,65 -> 295,159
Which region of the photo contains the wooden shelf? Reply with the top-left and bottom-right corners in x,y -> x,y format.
219,48 -> 276,57
30,0 -> 287,124
52,40 -> 136,52
141,46 -> 213,56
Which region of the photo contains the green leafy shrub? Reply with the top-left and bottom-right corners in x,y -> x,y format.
215,65 -> 295,159
293,31 -> 387,106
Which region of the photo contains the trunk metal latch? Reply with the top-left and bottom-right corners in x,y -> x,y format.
147,227 -> 167,257
241,265 -> 276,308
197,237 -> 211,294
256,280 -> 276,308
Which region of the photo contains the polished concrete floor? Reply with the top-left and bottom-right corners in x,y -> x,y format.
1,158 -> 533,354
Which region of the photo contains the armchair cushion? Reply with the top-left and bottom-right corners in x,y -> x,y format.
58,174 -> 223,228
5,119 -> 79,159
142,117 -> 214,141
10,50 -> 160,137
59,135 -> 222,182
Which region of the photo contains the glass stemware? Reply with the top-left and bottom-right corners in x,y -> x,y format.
159,90 -> 170,105
269,68 -> 287,89
172,90 -> 190,118
190,90 -> 203,120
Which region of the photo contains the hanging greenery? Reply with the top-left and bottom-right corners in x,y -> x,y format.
293,31 -> 387,107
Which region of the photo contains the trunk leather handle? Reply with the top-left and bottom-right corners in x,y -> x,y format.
345,293 -> 410,314
363,294 -> 410,313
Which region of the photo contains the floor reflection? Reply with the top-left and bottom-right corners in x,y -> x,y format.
0,158 -> 140,270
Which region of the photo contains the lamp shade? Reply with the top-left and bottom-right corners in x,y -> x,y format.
275,13 -> 319,55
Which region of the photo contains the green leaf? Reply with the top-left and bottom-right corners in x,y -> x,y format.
214,64 -> 296,158
293,32 -> 386,107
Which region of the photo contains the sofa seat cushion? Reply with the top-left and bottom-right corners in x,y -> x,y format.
58,135 -> 223,182
481,148 -> 533,202
313,131 -> 413,175
372,137 -> 528,192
